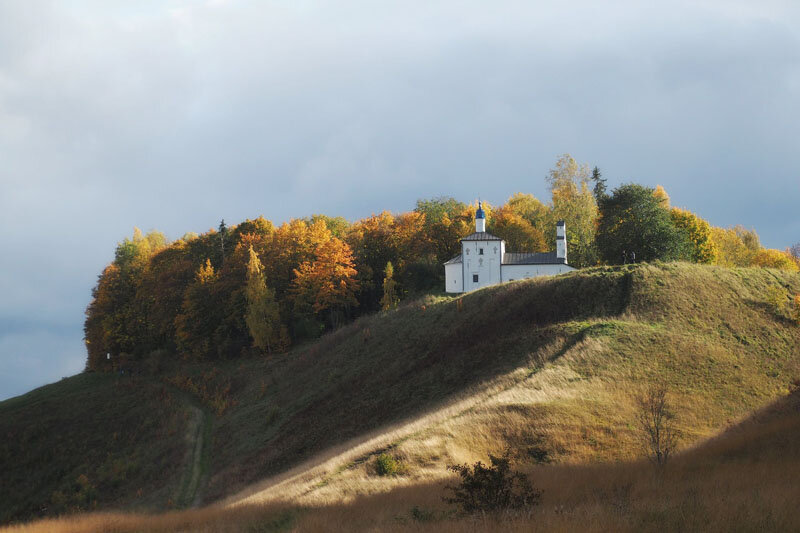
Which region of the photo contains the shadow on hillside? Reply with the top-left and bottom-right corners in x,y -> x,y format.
205,271 -> 635,502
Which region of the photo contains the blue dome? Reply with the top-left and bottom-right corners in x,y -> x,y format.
475,202 -> 486,219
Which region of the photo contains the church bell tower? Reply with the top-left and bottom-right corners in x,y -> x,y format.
475,202 -> 486,232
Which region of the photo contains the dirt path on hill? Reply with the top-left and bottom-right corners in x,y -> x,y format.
174,397 -> 211,508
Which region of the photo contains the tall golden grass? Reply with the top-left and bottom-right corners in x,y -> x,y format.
8,390 -> 800,532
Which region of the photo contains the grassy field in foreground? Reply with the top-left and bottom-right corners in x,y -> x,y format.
7,387 -> 800,532
2,262 -> 799,527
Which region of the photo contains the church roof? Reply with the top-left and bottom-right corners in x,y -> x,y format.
461,231 -> 502,241
445,251 -> 568,266
502,251 -> 567,265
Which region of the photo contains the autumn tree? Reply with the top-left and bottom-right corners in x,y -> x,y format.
380,262 -> 399,311
711,227 -> 751,267
175,259 -> 223,359
596,184 -> 691,264
346,212 -> 400,312
84,228 -> 167,369
292,237 -> 360,329
134,241 -> 195,354
547,154 -> 599,267
653,185 -> 671,208
489,207 -> 547,252
244,246 -> 282,353
752,249 -> 800,272
505,192 -> 551,236
670,207 -> 718,264
711,225 -> 764,268
231,216 -> 274,242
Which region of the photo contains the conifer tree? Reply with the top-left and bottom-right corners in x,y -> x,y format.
380,261 -> 399,311
218,219 -> 228,264
590,166 -> 607,203
245,246 -> 281,354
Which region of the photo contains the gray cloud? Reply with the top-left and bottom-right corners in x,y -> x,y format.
1,0 -> 799,399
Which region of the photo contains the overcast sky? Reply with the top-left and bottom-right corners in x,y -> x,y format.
1,0 -> 798,400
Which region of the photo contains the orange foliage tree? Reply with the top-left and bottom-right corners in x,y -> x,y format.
293,237 -> 360,329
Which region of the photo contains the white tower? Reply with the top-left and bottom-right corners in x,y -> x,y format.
556,220 -> 567,263
475,202 -> 486,232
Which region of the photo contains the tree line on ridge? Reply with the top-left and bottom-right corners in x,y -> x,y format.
84,154 -> 800,370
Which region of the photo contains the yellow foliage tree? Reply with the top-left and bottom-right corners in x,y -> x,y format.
380,261 -> 399,311
505,192 -> 550,234
711,227 -> 756,267
245,246 -> 282,354
670,208 -> 718,264
489,207 -> 547,252
546,154 -> 598,267
653,185 -> 671,208
752,249 -> 799,272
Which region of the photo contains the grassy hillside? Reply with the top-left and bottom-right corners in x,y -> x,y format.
0,374 -> 194,524
202,262 -> 800,505
9,369 -> 800,532
2,262 -> 799,528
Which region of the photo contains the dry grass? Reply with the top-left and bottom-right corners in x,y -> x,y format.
8,389 -> 800,532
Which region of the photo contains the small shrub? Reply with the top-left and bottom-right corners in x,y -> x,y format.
526,444 -> 550,464
793,294 -> 800,325
410,506 -> 436,522
444,452 -> 541,514
766,285 -> 790,318
375,453 -> 401,476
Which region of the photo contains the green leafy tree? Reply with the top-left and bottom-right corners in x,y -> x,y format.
414,196 -> 467,224
596,184 -> 691,264
245,246 -> 282,353
380,261 -> 399,311
311,214 -> 350,238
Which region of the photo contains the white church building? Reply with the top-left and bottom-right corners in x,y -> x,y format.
444,203 -> 575,293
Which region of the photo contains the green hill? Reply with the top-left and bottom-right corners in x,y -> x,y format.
2,262 -> 799,527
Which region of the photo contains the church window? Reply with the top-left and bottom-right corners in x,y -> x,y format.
479,248 -> 484,255
465,249 -> 470,255
473,274 -> 479,283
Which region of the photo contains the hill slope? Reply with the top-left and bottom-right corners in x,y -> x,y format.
2,262 -> 799,526
0,374 -> 193,523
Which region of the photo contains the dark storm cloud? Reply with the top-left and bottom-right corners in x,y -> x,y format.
1,0 -> 798,399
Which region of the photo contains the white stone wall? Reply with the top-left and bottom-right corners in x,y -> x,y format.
445,263 -> 463,293
462,240 -> 502,292
501,263 -> 574,282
